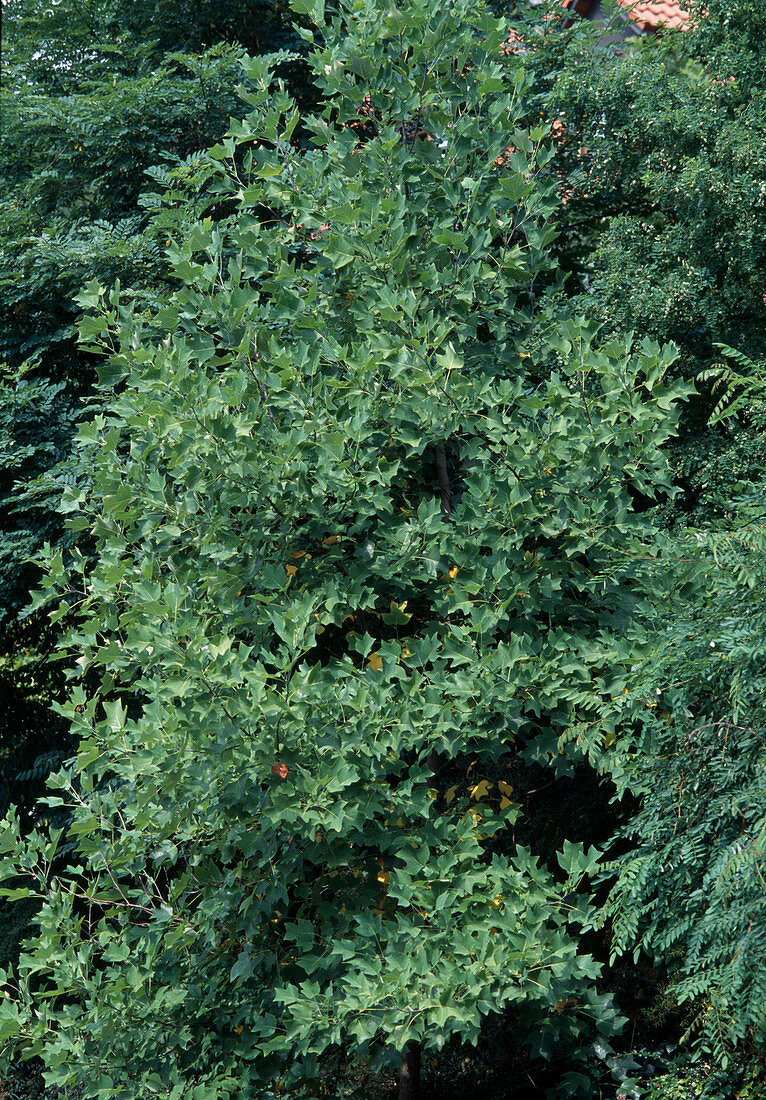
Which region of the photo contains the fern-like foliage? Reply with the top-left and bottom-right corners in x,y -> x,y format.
605,514 -> 766,1066
698,344 -> 766,427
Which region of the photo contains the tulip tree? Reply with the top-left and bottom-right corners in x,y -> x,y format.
0,1 -> 686,1096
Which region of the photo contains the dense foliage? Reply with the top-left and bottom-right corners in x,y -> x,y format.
511,0 -> 766,524
0,0 -> 688,1094
602,361 -> 766,1072
0,0 -> 296,856
1,0 -> 766,1098
512,0 -> 766,1085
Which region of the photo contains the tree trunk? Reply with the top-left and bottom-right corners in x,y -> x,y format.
435,444 -> 452,517
399,1041 -> 421,1100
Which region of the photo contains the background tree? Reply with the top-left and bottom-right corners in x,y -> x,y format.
509,0 -> 766,527
0,0 -> 300,963
599,352 -> 766,1080
498,0 -> 766,1089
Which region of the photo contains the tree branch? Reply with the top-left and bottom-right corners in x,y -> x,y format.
435,443 -> 452,517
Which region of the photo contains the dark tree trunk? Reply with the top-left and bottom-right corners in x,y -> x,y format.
435,444 -> 452,517
399,1041 -> 421,1100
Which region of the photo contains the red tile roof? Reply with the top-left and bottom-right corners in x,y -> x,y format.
615,1 -> 690,31
563,0 -> 691,33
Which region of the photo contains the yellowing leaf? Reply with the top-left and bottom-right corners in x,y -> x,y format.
444,784 -> 458,805
500,795 -> 514,810
498,780 -> 513,797
469,779 -> 492,801
376,870 -> 390,886
400,646 -> 411,658
285,564 -> 298,578
322,535 -> 340,546
383,599 -> 411,626
448,564 -> 459,579
367,651 -> 383,672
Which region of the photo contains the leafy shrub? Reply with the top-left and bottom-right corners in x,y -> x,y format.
0,1 -> 686,1096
